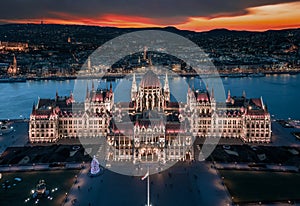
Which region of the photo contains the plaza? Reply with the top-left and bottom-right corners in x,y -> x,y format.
64,161 -> 231,206
0,169 -> 80,206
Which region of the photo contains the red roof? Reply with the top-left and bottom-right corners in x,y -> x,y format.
140,70 -> 161,88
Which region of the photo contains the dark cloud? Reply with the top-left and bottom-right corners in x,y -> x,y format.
0,0 -> 299,24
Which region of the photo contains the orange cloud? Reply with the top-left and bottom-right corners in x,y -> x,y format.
0,12 -> 163,28
177,2 -> 300,31
0,2 -> 299,31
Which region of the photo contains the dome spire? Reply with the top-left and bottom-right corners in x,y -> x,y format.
131,73 -> 137,100
140,70 -> 160,88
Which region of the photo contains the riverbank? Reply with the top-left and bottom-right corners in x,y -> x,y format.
1,69 -> 300,83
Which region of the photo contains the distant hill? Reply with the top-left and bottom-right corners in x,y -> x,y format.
0,23 -> 298,42
0,24 -> 299,58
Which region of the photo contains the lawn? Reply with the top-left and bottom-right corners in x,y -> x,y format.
0,169 -> 80,206
219,170 -> 300,204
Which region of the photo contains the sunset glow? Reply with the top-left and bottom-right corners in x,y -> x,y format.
0,2 -> 299,31
178,2 -> 300,31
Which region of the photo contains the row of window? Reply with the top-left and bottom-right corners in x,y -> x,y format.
246,133 -> 270,137
31,133 -> 54,138
31,120 -> 107,129
31,124 -> 54,129
196,129 -> 242,133
59,120 -> 105,125
59,129 -> 106,134
217,120 -> 242,125
59,125 -> 104,129
246,124 -> 269,128
30,129 -> 54,133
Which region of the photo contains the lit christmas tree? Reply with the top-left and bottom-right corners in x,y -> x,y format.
90,155 -> 100,175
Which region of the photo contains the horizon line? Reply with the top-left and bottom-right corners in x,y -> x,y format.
0,22 -> 299,33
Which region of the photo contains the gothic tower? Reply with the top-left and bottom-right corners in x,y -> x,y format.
164,73 -> 170,102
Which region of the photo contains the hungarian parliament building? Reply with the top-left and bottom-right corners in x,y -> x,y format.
29,71 -> 271,162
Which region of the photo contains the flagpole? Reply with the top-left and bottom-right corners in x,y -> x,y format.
141,167 -> 150,206
147,167 -> 150,206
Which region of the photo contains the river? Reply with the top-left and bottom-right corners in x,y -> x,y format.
0,74 -> 299,120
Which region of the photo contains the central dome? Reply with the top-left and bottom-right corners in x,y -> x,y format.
140,70 -> 161,88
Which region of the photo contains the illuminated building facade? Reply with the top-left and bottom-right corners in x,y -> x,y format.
109,71 -> 193,163
187,88 -> 271,143
29,71 -> 271,162
29,82 -> 113,143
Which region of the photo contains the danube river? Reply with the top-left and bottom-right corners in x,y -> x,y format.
0,74 -> 299,120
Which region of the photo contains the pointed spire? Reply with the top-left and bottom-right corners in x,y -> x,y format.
132,74 -> 137,90
13,54 -> 17,68
211,87 -> 214,99
87,56 -> 91,70
143,47 -> 147,60
37,96 -> 40,110
70,91 -> 74,102
260,96 -> 265,109
226,90 -> 231,103
164,72 -> 170,102
86,84 -> 90,100
164,72 -> 169,92
92,80 -> 95,92
242,90 -> 246,98
131,73 -> 137,99
110,81 -> 113,92
56,90 -> 58,100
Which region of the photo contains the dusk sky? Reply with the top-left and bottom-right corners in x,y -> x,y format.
0,0 -> 300,31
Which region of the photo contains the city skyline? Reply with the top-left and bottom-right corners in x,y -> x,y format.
0,2 -> 300,205
0,1 -> 299,31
